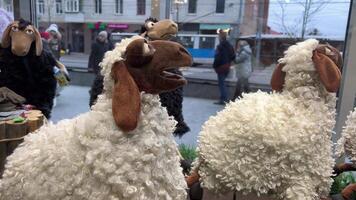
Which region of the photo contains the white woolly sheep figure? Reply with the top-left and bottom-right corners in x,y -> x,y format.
336,108 -> 356,163
0,36 -> 190,200
190,39 -> 342,200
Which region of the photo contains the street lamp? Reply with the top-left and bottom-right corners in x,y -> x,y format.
173,0 -> 187,31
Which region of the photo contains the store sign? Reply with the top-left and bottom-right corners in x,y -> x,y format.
107,23 -> 129,29
86,22 -> 107,30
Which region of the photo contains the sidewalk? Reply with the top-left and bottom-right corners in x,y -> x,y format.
60,53 -> 274,89
52,85 -> 223,147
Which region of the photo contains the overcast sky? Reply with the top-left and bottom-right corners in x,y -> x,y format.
267,0 -> 351,38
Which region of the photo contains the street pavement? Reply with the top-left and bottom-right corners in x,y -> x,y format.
60,53 -> 275,88
51,85 -> 224,147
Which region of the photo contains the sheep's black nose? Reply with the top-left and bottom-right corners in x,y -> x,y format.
171,23 -> 178,30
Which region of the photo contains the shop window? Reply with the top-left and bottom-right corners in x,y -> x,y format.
95,0 -> 102,14
188,0 -> 197,14
65,0 -> 79,13
216,0 -> 225,14
37,0 -> 45,15
56,0 -> 63,14
115,0 -> 123,14
137,0 -> 146,15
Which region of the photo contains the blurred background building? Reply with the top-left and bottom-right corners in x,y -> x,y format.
8,0 -> 269,53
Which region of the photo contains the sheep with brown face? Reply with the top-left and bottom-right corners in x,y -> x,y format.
187,39 -> 342,200
0,36 -> 193,200
0,19 -> 57,118
142,18 -> 191,137
90,18 -> 191,137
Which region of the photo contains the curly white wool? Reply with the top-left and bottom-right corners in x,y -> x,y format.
336,108 -> 356,163
0,36 -> 187,200
195,39 -> 336,200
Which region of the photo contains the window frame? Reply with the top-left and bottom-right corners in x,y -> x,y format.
95,0 -> 102,14
55,0 -> 63,14
64,0 -> 79,13
137,0 -> 146,15
215,0 -> 225,14
37,0 -> 45,15
188,0 -> 197,14
115,0 -> 123,14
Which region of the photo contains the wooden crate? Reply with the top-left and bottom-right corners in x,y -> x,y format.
0,110 -> 45,176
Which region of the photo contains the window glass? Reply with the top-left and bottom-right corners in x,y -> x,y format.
0,0 -> 348,149
216,0 -> 225,13
56,0 -> 63,14
137,0 -> 146,15
95,0 -> 102,14
188,0 -> 197,14
115,0 -> 123,14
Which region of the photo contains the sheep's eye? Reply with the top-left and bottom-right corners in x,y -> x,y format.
25,29 -> 34,35
146,22 -> 155,29
11,26 -> 19,32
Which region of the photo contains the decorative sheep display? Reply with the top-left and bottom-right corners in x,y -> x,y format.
89,18 -> 191,137
335,108 -> 356,200
141,17 -> 191,137
186,39 -> 342,200
0,36 -> 193,200
0,19 -> 58,118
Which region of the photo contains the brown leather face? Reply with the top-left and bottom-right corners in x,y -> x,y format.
146,19 -> 178,40
110,38 -> 192,132
315,44 -> 343,71
125,39 -> 193,94
1,20 -> 42,56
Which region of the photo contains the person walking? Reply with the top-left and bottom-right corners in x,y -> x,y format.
233,40 -> 252,100
46,24 -> 62,60
88,31 -> 110,107
213,29 -> 235,105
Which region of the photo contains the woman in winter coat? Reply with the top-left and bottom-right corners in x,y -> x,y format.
233,40 -> 252,99
88,31 -> 111,107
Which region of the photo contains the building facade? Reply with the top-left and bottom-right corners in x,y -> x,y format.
37,0 -> 154,53
36,0 -> 269,53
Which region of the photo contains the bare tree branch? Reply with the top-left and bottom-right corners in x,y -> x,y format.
274,0 -> 329,38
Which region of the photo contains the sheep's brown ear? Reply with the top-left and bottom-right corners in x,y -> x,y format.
270,63 -> 286,92
312,50 -> 341,93
111,61 -> 141,132
33,27 -> 43,56
1,22 -> 13,48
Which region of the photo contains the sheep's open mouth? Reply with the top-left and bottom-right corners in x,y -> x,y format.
161,33 -> 175,39
160,70 -> 185,82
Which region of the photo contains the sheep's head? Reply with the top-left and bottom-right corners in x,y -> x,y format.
271,40 -> 342,93
111,38 -> 192,132
1,19 -> 42,56
142,18 -> 178,40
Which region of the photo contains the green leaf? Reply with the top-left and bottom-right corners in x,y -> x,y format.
179,144 -> 197,162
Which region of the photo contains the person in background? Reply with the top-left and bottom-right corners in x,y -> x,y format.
88,31 -> 110,107
212,29 -> 235,105
40,31 -> 69,106
233,40 -> 252,100
46,24 -> 62,60
40,31 -> 51,52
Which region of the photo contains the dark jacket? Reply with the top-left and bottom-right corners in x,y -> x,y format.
0,46 -> 57,118
213,40 -> 235,69
88,39 -> 110,75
